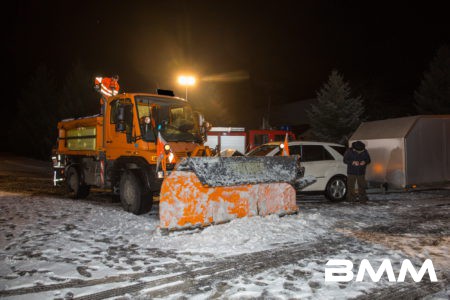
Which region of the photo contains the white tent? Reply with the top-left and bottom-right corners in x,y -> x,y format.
349,115 -> 450,188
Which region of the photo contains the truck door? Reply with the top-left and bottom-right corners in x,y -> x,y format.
105,98 -> 134,158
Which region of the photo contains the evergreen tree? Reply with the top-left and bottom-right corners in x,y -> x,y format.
13,65 -> 59,158
59,61 -> 99,119
414,45 -> 450,114
307,70 -> 364,144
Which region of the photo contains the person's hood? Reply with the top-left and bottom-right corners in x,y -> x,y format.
352,141 -> 366,151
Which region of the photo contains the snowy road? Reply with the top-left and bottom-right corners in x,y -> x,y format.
0,156 -> 449,299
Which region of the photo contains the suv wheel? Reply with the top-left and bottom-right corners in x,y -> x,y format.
325,175 -> 347,201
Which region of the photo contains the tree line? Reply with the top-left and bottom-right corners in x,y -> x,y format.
307,45 -> 450,144
10,45 -> 450,159
11,62 -> 99,159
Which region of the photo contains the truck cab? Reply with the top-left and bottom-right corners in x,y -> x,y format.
53,92 -> 209,214
104,93 -> 205,160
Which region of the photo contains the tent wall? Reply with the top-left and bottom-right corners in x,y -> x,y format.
406,118 -> 450,185
350,115 -> 450,188
352,138 -> 406,188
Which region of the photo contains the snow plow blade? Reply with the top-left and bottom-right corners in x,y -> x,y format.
159,156 -> 299,231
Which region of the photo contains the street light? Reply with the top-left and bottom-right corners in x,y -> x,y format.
177,75 -> 196,101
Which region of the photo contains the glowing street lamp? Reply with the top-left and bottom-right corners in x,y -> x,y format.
177,75 -> 196,101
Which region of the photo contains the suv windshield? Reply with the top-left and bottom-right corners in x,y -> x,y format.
135,96 -> 200,142
246,144 -> 279,156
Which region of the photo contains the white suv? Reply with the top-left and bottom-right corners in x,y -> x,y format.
247,141 -> 348,201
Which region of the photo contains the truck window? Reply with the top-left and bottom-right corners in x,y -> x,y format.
110,100 -> 119,124
135,96 -> 200,142
274,133 -> 294,142
274,135 -> 284,142
254,134 -> 269,147
121,103 -> 133,143
110,99 -> 132,125
137,103 -> 155,122
167,106 -> 196,134
170,107 -> 184,122
136,102 -> 158,142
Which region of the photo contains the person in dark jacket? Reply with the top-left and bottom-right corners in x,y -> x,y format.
343,141 -> 371,202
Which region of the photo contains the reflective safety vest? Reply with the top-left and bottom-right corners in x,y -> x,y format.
95,77 -> 120,96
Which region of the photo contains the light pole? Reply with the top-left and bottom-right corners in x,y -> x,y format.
177,75 -> 196,101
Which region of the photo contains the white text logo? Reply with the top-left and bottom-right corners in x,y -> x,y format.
325,259 -> 437,282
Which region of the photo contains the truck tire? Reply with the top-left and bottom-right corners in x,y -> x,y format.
119,171 -> 153,215
325,175 -> 347,202
66,167 -> 90,199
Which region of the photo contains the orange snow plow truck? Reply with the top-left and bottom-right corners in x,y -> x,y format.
52,88 -> 303,231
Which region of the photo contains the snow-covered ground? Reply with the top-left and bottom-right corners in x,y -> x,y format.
0,155 -> 449,299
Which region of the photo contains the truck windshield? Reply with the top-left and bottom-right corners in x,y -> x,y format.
135,96 -> 200,142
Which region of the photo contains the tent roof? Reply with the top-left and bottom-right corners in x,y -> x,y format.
350,115 -> 449,140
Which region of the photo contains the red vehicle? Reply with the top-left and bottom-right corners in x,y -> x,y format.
206,128 -> 296,154
248,129 -> 296,151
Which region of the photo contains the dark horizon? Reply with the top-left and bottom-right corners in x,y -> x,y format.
8,1 -> 450,130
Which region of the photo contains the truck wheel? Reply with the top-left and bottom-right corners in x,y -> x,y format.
66,167 -> 90,199
119,171 -> 153,215
325,175 -> 347,202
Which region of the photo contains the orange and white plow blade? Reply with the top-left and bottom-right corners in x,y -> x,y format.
159,171 -> 298,230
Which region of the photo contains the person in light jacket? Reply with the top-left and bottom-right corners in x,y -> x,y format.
95,75 -> 120,114
343,141 -> 371,202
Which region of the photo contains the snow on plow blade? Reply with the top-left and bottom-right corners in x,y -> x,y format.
159,156 -> 299,231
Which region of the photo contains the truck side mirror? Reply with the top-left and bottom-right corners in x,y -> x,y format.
140,116 -> 155,141
193,111 -> 211,141
194,111 -> 205,127
204,121 -> 212,131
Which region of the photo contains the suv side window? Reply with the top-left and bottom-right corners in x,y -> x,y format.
330,145 -> 346,156
289,145 -> 302,156
301,145 -> 334,162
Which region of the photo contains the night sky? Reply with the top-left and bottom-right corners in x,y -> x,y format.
9,1 -> 450,129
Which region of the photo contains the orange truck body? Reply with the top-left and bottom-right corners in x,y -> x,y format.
53,92 -> 208,214
56,94 -> 202,163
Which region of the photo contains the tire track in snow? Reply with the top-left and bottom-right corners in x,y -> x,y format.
0,239 -> 335,299
2,234 -> 447,299
73,237 -> 350,299
352,279 -> 447,300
